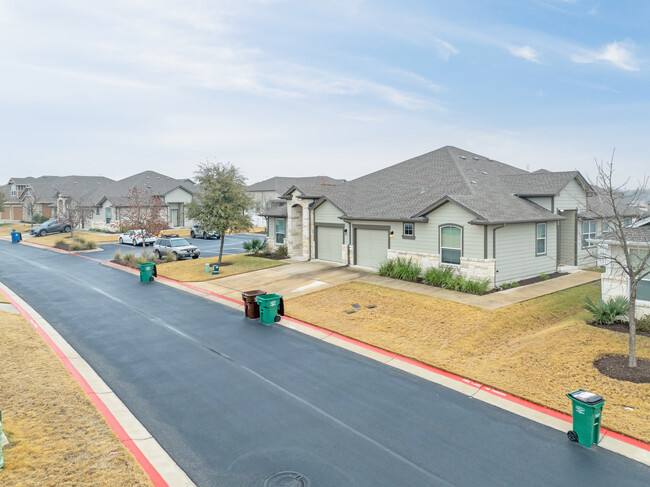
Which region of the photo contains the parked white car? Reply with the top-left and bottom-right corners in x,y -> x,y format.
118,229 -> 156,246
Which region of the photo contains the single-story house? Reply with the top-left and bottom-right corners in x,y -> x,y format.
1,171 -> 197,230
248,176 -> 345,226
262,146 -> 614,287
599,227 -> 650,319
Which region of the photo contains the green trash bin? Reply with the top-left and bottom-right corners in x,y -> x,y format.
566,389 -> 604,447
256,293 -> 283,325
138,262 -> 156,282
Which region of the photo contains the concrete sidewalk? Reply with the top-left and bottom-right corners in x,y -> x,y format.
192,259 -> 600,308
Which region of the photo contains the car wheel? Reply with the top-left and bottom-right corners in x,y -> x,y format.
118,237 -> 123,244
203,232 -> 207,239
192,254 -> 199,259
172,252 -> 179,260
154,250 -> 161,259
64,226 -> 71,232
39,230 -> 46,236
216,235 -> 221,240
190,231 -> 195,238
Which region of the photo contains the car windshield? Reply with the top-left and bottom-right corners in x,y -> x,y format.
171,239 -> 190,247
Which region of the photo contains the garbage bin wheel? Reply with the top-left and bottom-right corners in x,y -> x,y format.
567,431 -> 578,442
149,276 -> 155,282
274,315 -> 281,323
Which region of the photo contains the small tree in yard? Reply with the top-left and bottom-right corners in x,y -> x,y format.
120,186 -> 170,242
0,191 -> 5,214
585,151 -> 650,368
188,162 -> 253,265
57,192 -> 94,242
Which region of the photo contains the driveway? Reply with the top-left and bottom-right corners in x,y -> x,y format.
193,260 -> 372,301
1,241 -> 648,486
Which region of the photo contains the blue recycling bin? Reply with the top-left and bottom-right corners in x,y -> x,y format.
10,231 -> 22,243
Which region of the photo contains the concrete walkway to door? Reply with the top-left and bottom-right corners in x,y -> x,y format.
192,260 -> 372,301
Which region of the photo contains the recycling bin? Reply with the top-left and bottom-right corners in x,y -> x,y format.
566,389 -> 604,447
242,290 -> 267,319
138,262 -> 156,282
256,293 -> 283,325
10,231 -> 21,243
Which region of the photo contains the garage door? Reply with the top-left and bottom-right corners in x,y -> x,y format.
316,226 -> 343,263
355,228 -> 388,268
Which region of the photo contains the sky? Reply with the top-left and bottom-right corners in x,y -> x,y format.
0,0 -> 648,188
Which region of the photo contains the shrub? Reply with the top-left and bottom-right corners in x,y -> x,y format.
164,253 -> 177,262
510,282 -> 520,288
501,283 -> 510,289
53,239 -> 67,249
637,315 -> 650,333
539,273 -> 550,280
584,296 -> 630,324
462,278 -> 491,295
32,213 -> 48,224
271,244 -> 288,259
69,237 -> 98,251
392,257 -> 421,281
378,259 -> 397,277
423,266 -> 456,287
243,238 -> 268,255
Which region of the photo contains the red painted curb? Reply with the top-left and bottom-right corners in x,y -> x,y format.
0,288 -> 169,486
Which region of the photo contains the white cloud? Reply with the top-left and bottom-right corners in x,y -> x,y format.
572,41 -> 641,71
507,45 -> 541,63
434,39 -> 458,60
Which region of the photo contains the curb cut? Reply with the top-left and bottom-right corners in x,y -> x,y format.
0,282 -> 196,487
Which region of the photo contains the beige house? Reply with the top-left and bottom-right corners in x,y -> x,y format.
264,146 -> 609,287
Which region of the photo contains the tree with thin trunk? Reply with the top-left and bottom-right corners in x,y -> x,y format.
56,192 -> 95,242
23,191 -> 39,227
585,151 -> 650,367
0,191 -> 5,214
120,186 -> 170,244
187,162 -> 253,265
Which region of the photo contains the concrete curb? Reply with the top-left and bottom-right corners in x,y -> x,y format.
100,264 -> 650,467
0,282 -> 196,487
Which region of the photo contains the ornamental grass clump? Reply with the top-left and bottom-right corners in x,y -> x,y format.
584,296 -> 630,324
378,257 -> 421,281
423,266 -> 456,287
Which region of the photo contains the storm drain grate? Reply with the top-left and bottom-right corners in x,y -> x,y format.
264,471 -> 311,487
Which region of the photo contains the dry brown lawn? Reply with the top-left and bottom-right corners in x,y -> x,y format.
286,281 -> 650,444
0,223 -> 32,234
0,310 -> 153,486
157,254 -> 285,282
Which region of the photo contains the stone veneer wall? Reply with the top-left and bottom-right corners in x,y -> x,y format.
387,249 -> 496,287
601,275 -> 650,319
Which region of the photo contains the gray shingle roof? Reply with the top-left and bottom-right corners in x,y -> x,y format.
5,176 -> 114,205
247,176 -> 345,193
601,227 -> 650,247
99,171 -> 195,206
580,190 -> 648,219
501,171 -> 588,196
285,146 -> 570,224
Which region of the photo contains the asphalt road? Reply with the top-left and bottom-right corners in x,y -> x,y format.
78,233 -> 255,261
1,241 -> 648,486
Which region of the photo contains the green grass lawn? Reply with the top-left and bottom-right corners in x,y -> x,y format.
156,254 -> 286,282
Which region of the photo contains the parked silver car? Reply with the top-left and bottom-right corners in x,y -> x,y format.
153,235 -> 200,260
29,218 -> 72,236
118,229 -> 156,246
190,224 -> 220,239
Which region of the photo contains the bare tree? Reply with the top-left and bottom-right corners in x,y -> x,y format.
120,186 -> 169,242
56,192 -> 95,242
585,151 -> 650,367
23,190 -> 41,227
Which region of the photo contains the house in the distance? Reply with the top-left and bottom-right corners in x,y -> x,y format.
263,146 -> 618,287
247,176 -> 344,227
1,171 -> 197,230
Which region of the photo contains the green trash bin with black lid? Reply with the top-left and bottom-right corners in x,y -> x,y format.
566,389 -> 604,447
138,262 -> 156,282
256,293 -> 283,325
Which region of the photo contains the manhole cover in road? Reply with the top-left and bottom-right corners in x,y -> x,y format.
264,471 -> 311,487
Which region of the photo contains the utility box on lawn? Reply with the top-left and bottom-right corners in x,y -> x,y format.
566,389 -> 604,447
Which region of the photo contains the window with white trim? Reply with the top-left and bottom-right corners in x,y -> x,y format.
536,223 -> 547,255
403,223 -> 414,237
624,217 -> 632,227
582,220 -> 596,248
440,225 -> 462,265
10,185 -> 16,196
275,218 -> 285,244
602,221 -> 609,233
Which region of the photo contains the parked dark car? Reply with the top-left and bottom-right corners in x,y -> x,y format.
30,219 -> 72,237
190,224 -> 220,239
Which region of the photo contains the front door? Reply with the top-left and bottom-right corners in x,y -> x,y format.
170,209 -> 178,227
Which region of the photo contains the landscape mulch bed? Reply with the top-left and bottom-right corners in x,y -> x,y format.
594,355 -> 650,383
587,321 -> 650,338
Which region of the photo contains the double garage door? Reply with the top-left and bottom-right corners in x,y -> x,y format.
315,225 -> 343,263
355,228 -> 389,268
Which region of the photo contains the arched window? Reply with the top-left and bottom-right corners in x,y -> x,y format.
440,225 -> 462,265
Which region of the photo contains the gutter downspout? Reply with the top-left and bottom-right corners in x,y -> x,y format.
308,203 -> 313,261
492,224 -> 505,286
